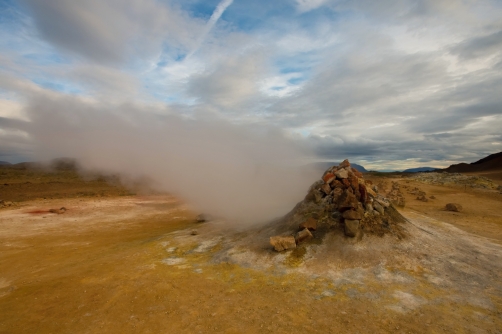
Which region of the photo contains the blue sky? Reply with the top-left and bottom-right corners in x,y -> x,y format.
1,0 -> 502,170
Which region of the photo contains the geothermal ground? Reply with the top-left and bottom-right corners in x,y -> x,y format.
1,167 -> 502,333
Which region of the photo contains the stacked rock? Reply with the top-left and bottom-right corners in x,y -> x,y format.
270,159 -> 407,251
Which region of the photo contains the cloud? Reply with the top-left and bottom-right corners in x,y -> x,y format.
19,0 -> 202,63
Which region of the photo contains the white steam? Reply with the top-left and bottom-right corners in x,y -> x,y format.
23,94 -> 318,224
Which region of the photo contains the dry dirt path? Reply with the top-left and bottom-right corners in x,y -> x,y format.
0,196 -> 501,333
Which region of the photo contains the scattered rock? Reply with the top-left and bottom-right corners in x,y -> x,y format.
416,195 -> 428,202
295,228 -> 313,244
299,217 -> 317,231
270,236 -> 297,252
196,214 -> 208,222
429,195 -> 436,199
190,229 -> 198,235
49,207 -> 66,214
445,203 -> 463,212
344,219 -> 360,237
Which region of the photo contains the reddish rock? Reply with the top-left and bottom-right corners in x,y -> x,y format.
446,203 -> 462,212
323,173 -> 335,184
351,168 -> 363,178
299,217 -> 317,231
270,236 -> 297,252
342,179 -> 351,188
295,228 -> 313,244
349,175 -> 359,190
321,183 -> 332,195
332,180 -> 344,188
339,159 -> 351,168
359,184 -> 368,203
339,190 -> 359,211
343,210 -> 362,220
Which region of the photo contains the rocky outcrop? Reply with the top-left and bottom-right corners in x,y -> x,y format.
270,159 -> 407,250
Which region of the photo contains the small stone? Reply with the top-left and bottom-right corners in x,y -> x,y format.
445,203 -> 463,212
196,214 -> 208,222
299,217 -> 317,231
335,169 -> 349,179
429,195 -> 436,199
344,219 -> 360,237
416,195 -> 428,202
190,229 -> 198,235
339,159 -> 351,168
323,173 -> 335,184
270,236 -> 297,252
295,228 -> 313,244
4,201 -> 13,207
342,210 -> 362,220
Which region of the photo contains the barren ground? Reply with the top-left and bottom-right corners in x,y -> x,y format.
1,168 -> 501,333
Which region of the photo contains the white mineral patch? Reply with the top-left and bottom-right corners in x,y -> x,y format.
161,257 -> 185,265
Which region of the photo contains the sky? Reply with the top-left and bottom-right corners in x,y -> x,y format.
1,0 -> 502,171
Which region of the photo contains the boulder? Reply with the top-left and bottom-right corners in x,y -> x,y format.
445,203 -> 463,212
344,219 -> 360,237
299,217 -> 317,231
295,228 -> 313,244
342,210 -> 362,220
270,236 -> 297,252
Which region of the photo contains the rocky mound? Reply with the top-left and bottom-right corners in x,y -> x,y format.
270,160 -> 407,251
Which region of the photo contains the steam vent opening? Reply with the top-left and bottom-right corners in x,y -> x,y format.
270,159 -> 408,252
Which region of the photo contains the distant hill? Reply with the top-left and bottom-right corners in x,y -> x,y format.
0,161 -> 11,165
402,167 -> 439,173
443,152 -> 502,173
308,161 -> 368,173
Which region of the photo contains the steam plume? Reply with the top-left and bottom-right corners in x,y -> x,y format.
23,94 -> 317,224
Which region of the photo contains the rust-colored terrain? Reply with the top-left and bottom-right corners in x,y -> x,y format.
1,165 -> 502,333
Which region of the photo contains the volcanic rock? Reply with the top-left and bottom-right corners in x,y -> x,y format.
339,159 -> 350,168
323,173 -> 335,184
270,236 -> 297,252
344,219 -> 360,237
373,201 -> 384,215
446,203 -> 463,212
335,169 -> 349,179
339,190 -> 359,211
343,210 -> 362,220
295,228 -> 313,244
299,217 -> 317,231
